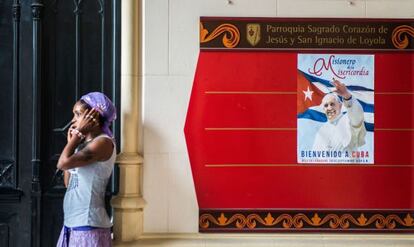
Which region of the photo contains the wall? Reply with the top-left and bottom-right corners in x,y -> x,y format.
142,0 -> 414,233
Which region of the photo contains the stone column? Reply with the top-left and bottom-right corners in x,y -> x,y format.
111,0 -> 145,243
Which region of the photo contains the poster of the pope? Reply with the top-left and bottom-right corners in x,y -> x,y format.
297,54 -> 374,164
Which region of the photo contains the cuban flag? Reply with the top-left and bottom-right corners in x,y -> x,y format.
297,70 -> 374,132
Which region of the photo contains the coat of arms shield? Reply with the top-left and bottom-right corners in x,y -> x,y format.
246,23 -> 261,46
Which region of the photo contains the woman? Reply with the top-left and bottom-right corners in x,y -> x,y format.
56,92 -> 116,247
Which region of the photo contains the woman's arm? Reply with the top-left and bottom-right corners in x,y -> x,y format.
57,108 -> 113,171
57,137 -> 113,170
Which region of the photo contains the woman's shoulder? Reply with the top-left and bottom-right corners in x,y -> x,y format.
85,134 -> 115,161
91,134 -> 115,147
94,133 -> 114,140
87,134 -> 113,147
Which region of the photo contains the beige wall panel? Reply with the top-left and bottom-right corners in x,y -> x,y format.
278,0 -> 366,17
167,153 -> 198,232
169,0 -> 278,76
143,153 -> 169,232
366,0 -> 414,18
143,76 -> 192,154
144,0 -> 169,75
199,0 -> 277,16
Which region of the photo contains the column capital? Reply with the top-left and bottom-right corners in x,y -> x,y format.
117,152 -> 143,165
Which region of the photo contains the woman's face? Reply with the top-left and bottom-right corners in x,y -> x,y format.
71,102 -> 87,129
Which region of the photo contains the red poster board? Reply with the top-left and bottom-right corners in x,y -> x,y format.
184,18 -> 414,232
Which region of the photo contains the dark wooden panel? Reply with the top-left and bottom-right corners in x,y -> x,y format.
0,160 -> 15,188
0,0 -> 16,189
40,0 -> 121,246
0,223 -> 9,247
0,206 -> 17,247
79,0 -> 103,93
0,0 -> 120,246
17,0 -> 40,246
38,196 -> 64,247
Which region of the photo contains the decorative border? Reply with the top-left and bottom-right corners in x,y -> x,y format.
200,22 -> 240,48
200,17 -> 414,50
199,210 -> 414,232
392,25 -> 414,49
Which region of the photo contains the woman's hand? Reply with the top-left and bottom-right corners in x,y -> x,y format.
67,124 -> 75,142
76,108 -> 100,134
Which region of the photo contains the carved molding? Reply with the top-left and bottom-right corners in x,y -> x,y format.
392,25 -> 414,49
200,22 -> 240,48
31,2 -> 43,20
0,160 -> 15,188
73,0 -> 83,15
200,210 -> 414,232
97,0 -> 104,15
12,1 -> 21,21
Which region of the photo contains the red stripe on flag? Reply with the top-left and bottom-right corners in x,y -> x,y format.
297,70 -> 325,114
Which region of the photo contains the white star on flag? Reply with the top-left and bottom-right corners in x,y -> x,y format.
303,86 -> 313,101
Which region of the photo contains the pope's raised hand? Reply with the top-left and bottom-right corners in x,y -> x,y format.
332,78 -> 352,100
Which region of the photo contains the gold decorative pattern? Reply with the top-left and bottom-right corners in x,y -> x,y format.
203,128 -> 414,132
205,91 -> 297,94
204,91 -> 413,95
376,128 -> 414,131
200,22 -> 240,48
200,213 -> 246,229
205,128 -> 296,131
246,213 -> 294,229
205,164 -> 414,168
199,212 -> 414,230
392,25 -> 414,49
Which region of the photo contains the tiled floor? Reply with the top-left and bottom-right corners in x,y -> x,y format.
114,234 -> 414,247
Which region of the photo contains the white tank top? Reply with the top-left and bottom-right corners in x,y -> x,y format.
63,134 -> 116,228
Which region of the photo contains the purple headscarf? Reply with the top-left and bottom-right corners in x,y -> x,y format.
80,92 -> 116,137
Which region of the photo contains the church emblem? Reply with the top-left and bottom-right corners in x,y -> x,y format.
246,23 -> 261,46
